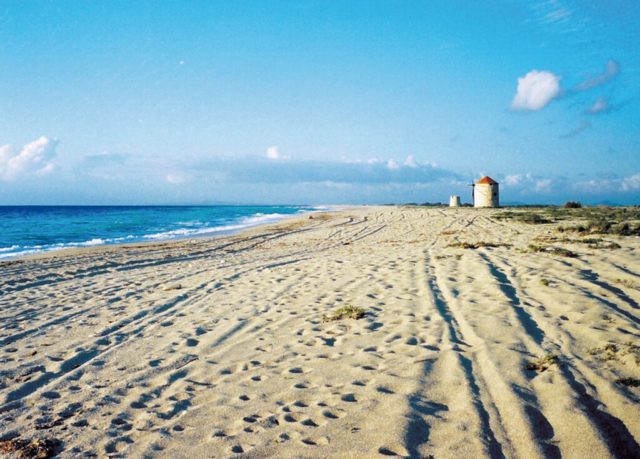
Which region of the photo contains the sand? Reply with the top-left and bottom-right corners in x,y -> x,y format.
1,206 -> 640,458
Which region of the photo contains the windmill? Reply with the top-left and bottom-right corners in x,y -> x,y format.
467,170 -> 477,207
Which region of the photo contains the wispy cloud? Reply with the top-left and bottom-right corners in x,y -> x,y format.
530,0 -> 589,38
573,60 -> 620,92
0,136 -> 58,180
586,96 -> 611,114
510,70 -> 563,111
184,156 -> 460,185
560,120 -> 591,138
166,174 -> 185,184
82,151 -> 129,168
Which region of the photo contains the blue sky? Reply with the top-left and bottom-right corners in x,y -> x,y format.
0,0 -> 638,205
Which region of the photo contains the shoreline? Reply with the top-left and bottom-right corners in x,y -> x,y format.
4,206 -> 352,263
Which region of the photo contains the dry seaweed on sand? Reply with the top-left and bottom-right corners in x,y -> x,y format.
0,437 -> 62,459
525,353 -> 559,372
322,306 -> 365,322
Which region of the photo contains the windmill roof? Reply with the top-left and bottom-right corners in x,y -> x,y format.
477,176 -> 498,185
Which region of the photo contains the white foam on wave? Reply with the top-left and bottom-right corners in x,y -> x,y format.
142,213 -> 288,240
0,210 -> 308,261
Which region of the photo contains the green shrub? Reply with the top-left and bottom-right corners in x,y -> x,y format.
525,353 -> 559,372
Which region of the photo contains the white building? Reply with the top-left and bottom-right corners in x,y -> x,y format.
449,196 -> 461,207
474,176 -> 499,207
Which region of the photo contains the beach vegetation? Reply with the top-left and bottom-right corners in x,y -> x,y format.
445,241 -> 512,249
557,221 -> 640,236
418,202 -> 447,207
498,206 -> 640,236
588,342 -> 640,365
601,314 -> 615,323
445,242 -> 475,249
539,278 -> 550,287
526,244 -> 547,253
322,306 -> 365,322
615,377 -> 640,387
550,247 -> 577,258
614,278 -> 640,290
492,212 -> 551,225
532,236 -> 621,250
525,353 -> 559,372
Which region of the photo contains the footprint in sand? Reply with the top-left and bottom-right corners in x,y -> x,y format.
376,386 -> 395,394
322,409 -> 345,419
378,445 -> 410,456
302,436 -> 329,445
301,418 -> 319,427
283,414 -> 298,423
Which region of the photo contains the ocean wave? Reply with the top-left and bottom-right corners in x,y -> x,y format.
142,213 -> 287,240
0,210 -> 298,261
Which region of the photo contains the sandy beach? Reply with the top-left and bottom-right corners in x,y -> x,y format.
1,206 -> 640,458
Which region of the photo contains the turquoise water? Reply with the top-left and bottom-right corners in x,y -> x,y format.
0,205 -> 323,260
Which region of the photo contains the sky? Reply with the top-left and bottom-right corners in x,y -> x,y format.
0,0 -> 638,205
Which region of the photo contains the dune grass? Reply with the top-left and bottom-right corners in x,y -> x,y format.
322,306 -> 365,323
525,353 -> 559,372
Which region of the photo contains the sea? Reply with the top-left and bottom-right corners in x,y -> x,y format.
0,205 -> 328,260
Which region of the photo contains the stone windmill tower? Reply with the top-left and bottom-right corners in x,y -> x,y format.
474,176 -> 499,207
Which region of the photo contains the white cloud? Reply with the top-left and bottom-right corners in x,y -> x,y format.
587,96 -> 610,114
0,136 -> 58,180
266,146 -> 290,160
36,163 -> 55,176
166,174 -> 185,184
510,70 -> 563,111
367,158 -> 380,164
387,159 -> 400,170
504,174 -> 523,186
535,179 -> 553,192
404,155 -> 417,168
622,174 -> 640,191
